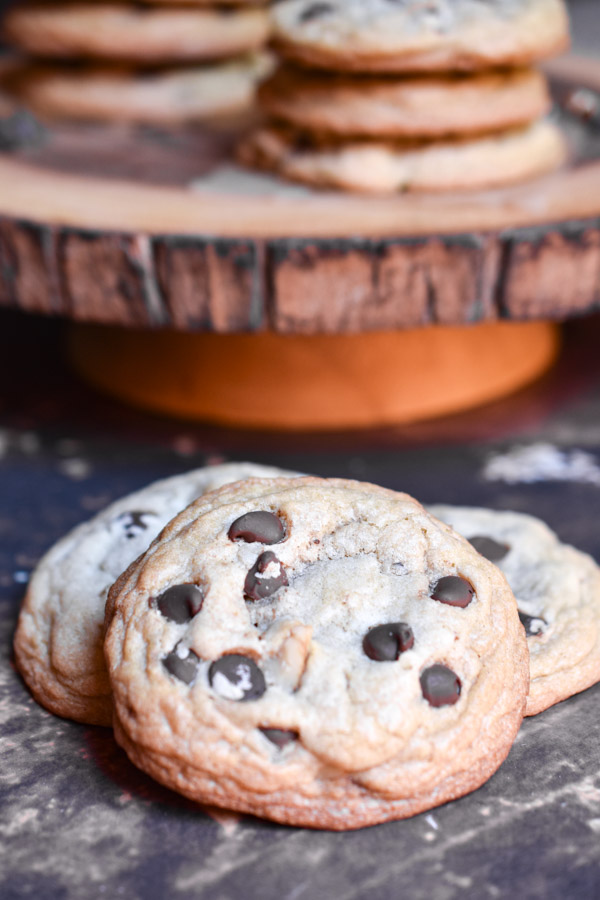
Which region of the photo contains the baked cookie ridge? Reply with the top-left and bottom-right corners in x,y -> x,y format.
105,476 -> 528,829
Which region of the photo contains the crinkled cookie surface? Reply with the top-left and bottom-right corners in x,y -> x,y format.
14,462 -> 296,726
106,477 -> 528,830
272,0 -> 569,72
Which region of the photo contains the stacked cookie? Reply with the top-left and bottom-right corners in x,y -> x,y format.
14,464 -> 600,829
240,0 -> 571,192
1,0 -> 273,125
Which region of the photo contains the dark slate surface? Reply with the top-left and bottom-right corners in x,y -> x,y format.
2,307 -> 600,899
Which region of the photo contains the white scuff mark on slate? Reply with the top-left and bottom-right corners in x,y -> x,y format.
329,771 -> 600,900
57,458 -> 92,480
13,570 -> 30,584
424,813 -> 439,830
287,882 -> 310,900
444,871 -> 473,889
0,807 -> 39,838
175,828 -> 330,893
482,443 -> 600,486
587,818 -> 600,833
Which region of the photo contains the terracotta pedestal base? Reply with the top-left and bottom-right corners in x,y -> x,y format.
68,321 -> 559,430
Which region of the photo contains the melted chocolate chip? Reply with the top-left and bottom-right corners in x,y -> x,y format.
431,576 -> 474,608
163,647 -> 199,684
244,551 -> 288,602
260,727 -> 298,748
299,3 -> 334,23
420,664 -> 461,707
468,535 -> 510,563
209,654 -> 266,701
519,610 -> 547,637
363,623 -> 414,661
156,584 -> 204,624
228,511 -> 285,544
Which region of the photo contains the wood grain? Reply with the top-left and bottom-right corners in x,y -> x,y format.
0,56 -> 599,333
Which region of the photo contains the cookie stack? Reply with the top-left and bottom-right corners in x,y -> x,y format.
240,0 -> 571,192
14,465 -> 600,829
1,0 -> 272,125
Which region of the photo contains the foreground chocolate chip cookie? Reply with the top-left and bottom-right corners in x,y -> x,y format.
272,0 -> 570,73
429,505 -> 600,716
10,54 -> 273,125
13,463 -> 296,726
258,65 -> 551,138
105,477 -> 528,830
3,3 -> 271,63
238,119 -> 566,193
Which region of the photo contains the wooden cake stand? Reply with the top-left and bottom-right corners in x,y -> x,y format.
0,55 -> 599,429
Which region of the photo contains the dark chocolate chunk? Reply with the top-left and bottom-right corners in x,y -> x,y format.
163,647 -> 199,684
228,511 -> 285,544
363,622 -> 414,661
420,664 -> 461,707
156,583 -> 204,624
118,510 -> 154,539
468,535 -> 510,563
260,727 -> 298,749
431,575 -> 474,608
244,551 -> 288,602
519,610 -> 547,637
299,3 -> 334,23
209,654 -> 266,701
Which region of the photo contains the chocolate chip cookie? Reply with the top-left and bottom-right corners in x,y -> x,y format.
14,463 -> 296,726
10,54 -> 272,125
429,505 -> 600,716
3,2 -> 271,63
105,476 -> 528,829
238,119 -> 566,193
258,65 -> 551,138
271,0 -> 570,73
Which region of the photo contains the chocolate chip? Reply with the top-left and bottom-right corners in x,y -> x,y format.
299,3 -> 334,23
363,623 -> 414,661
244,551 -> 287,602
117,510 -> 153,539
519,610 -> 547,636
468,535 -> 510,563
228,511 -> 285,544
420,664 -> 461,707
209,654 -> 266,701
163,647 -> 199,684
260,727 -> 298,748
431,576 -> 474,608
156,584 -> 204,624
